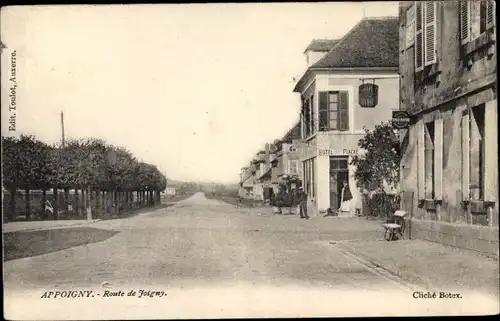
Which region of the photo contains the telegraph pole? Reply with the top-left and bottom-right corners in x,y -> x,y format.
60,111 -> 66,147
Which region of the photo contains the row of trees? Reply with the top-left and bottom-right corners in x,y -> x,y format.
2,135 -> 167,221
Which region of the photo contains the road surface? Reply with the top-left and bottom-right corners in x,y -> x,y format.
5,192 -> 444,319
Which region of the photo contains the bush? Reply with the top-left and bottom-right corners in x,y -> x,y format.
367,193 -> 400,218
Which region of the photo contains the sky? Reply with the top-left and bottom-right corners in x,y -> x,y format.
1,2 -> 398,184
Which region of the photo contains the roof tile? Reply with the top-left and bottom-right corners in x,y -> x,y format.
311,17 -> 399,69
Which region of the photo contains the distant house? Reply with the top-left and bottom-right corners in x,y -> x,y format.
293,16 -> 400,217
270,121 -> 304,193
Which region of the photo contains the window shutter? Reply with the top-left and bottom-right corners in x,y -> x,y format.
486,0 -> 495,30
484,100 -> 497,202
462,113 -> 470,200
460,1 -> 470,44
424,1 -> 437,66
359,83 -> 379,108
339,91 -> 349,131
310,96 -> 315,134
434,118 -> 443,200
318,92 -> 329,131
417,121 -> 425,200
415,1 -> 424,71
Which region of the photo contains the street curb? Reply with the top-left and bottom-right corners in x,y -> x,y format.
335,242 -> 438,293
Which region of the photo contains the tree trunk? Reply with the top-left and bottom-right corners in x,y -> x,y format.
82,188 -> 87,215
86,186 -> 92,221
53,187 -> 59,220
114,190 -> 117,213
74,189 -> 80,215
42,189 -> 47,220
8,187 -> 16,221
95,190 -> 101,216
64,188 -> 70,216
25,188 -> 31,220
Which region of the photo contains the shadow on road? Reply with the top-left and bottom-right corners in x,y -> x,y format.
3,227 -> 120,261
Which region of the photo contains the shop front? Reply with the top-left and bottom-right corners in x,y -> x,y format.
301,133 -> 365,216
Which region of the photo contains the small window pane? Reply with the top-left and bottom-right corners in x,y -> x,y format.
330,120 -> 337,129
330,94 -> 338,102
330,160 -> 338,169
329,103 -> 338,111
339,160 -> 348,169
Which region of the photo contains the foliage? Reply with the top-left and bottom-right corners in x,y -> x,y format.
350,122 -> 401,195
1,135 -> 167,193
367,193 -> 400,218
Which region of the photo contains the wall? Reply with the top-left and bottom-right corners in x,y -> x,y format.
399,1 -> 497,114
301,71 -> 399,138
299,70 -> 399,214
306,50 -> 327,67
399,2 -> 498,256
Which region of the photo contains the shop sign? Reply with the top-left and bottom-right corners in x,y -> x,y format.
318,149 -> 358,156
392,110 -> 411,129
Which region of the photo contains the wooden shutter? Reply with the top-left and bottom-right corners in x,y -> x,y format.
462,113 -> 470,200
339,91 -> 349,131
484,100 -> 498,202
486,0 -> 495,30
434,118 -> 443,200
460,1 -> 470,44
424,1 -> 437,66
415,1 -> 424,72
417,121 -> 425,200
310,96 -> 315,134
318,92 -> 329,131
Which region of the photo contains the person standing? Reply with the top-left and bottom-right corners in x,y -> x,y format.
339,180 -> 353,214
298,187 -> 309,219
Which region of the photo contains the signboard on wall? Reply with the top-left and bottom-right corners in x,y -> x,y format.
392,110 -> 411,129
318,149 -> 358,156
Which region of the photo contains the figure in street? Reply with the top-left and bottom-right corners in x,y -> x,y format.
338,180 -> 353,214
298,187 -> 309,219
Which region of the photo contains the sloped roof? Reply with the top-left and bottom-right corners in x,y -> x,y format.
312,16 -> 399,69
304,39 -> 338,53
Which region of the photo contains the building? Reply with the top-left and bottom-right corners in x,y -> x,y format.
398,1 -> 497,255
239,166 -> 255,199
293,16 -> 400,217
304,39 -> 339,67
270,121 -> 304,193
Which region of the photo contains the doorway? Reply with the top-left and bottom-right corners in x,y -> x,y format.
329,156 -> 349,210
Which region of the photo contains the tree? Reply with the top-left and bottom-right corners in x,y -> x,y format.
350,122 -> 401,217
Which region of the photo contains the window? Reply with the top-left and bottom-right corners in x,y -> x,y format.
461,0 -> 495,44
418,119 -> 443,201
424,122 -> 435,199
469,105 -> 486,201
319,91 -> 349,131
415,1 -> 437,71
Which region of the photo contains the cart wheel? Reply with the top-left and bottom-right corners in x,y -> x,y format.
384,229 -> 395,241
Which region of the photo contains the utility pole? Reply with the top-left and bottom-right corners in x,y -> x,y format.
60,111 -> 66,147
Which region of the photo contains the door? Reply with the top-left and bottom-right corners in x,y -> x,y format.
329,157 -> 349,210
329,171 -> 338,209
